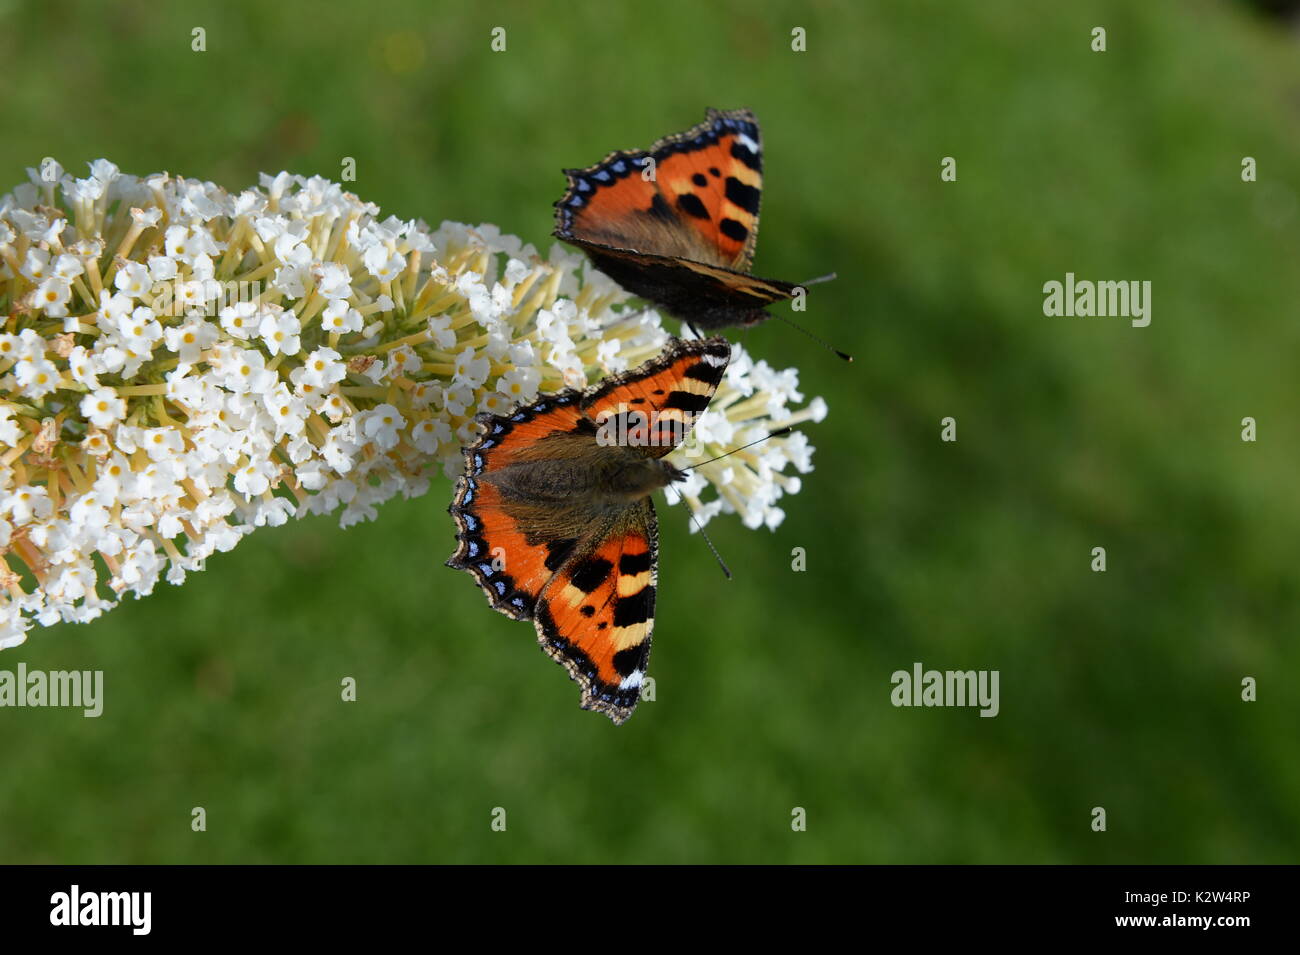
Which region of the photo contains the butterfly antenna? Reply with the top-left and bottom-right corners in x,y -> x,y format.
665,486 -> 731,579
669,429 -> 799,577
683,428 -> 795,470
799,271 -> 837,287
776,273 -> 851,361
773,312 -> 853,362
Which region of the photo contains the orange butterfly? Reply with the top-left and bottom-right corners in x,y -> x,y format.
447,338 -> 730,723
553,108 -> 813,334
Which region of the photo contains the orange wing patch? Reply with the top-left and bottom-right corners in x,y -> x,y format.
462,390 -> 586,470
535,503 -> 658,724
447,477 -> 577,621
555,109 -> 765,271
582,337 -> 730,458
651,119 -> 763,271
555,153 -> 665,250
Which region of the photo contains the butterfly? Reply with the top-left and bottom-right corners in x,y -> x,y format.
553,107 -> 811,334
446,337 -> 731,724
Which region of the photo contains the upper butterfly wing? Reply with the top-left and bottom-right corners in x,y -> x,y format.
648,107 -> 765,271
534,501 -> 659,724
581,336 -> 732,459
554,108 -> 768,272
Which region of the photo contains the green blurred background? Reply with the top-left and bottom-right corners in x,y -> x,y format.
2,0 -> 1298,863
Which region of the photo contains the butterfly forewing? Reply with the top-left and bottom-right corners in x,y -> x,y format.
648,107 -> 764,271
582,336 -> 731,459
446,391 -> 589,620
555,108 -> 764,272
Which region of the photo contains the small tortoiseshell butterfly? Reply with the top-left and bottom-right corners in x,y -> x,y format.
446,337 -> 731,724
553,108 -> 811,333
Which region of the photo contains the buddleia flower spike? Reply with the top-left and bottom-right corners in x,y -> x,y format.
0,160 -> 827,647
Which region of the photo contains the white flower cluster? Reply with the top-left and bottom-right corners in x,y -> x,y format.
0,160 -> 825,648
668,349 -> 827,532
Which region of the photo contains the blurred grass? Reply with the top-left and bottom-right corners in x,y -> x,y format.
2,0 -> 1299,863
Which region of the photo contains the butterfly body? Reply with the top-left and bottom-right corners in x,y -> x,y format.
447,337 -> 731,723
553,108 -> 805,332
484,432 -> 686,521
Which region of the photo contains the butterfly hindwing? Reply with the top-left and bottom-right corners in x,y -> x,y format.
535,502 -> 658,724
562,240 -> 798,329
